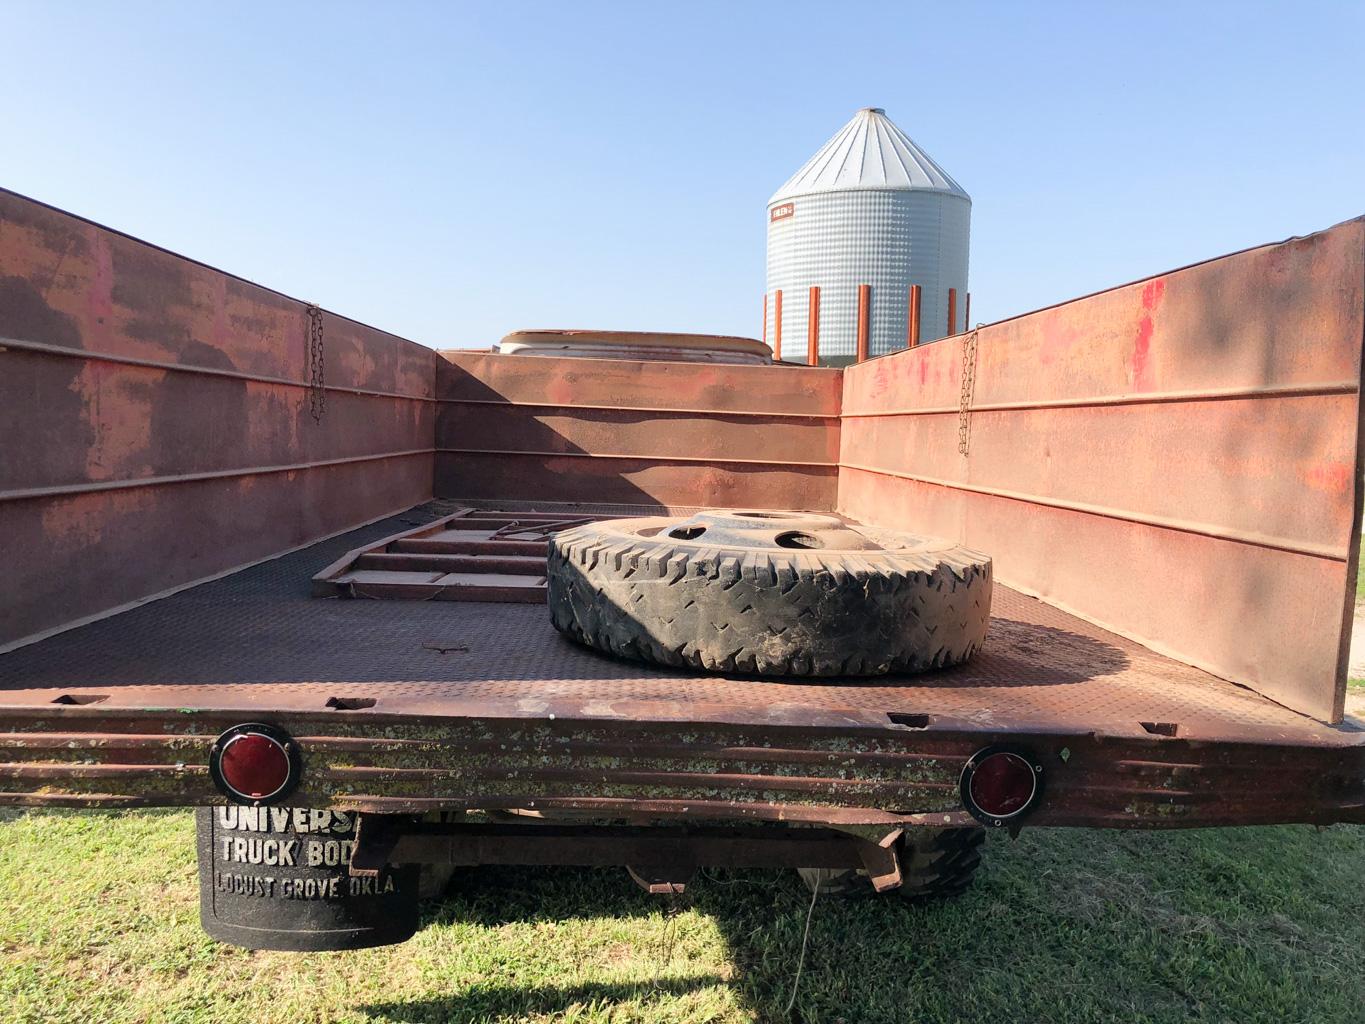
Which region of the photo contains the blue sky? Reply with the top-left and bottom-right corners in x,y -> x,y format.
3,2 -> 1362,348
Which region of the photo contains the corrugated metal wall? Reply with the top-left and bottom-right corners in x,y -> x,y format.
0,190 -> 437,650
766,190 -> 970,362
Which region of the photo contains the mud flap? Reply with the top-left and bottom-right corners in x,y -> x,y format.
196,807 -> 420,951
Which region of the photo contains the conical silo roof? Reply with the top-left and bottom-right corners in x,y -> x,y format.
769,107 -> 969,204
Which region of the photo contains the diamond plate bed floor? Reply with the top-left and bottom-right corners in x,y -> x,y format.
0,502 -> 1357,744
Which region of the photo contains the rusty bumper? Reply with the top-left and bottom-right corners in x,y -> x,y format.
1,704 -> 1361,830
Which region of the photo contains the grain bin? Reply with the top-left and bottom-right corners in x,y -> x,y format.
765,108 -> 970,365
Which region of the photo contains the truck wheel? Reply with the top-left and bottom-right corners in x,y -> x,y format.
547,510 -> 991,677
797,828 -> 986,902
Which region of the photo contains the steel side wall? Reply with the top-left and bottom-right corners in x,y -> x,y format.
435,351 -> 842,510
0,190 -> 438,649
838,218 -> 1365,723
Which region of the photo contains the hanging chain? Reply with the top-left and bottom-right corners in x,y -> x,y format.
957,328 -> 978,456
305,304 -> 325,422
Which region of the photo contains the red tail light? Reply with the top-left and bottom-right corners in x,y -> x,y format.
960,746 -> 1043,826
210,724 -> 301,804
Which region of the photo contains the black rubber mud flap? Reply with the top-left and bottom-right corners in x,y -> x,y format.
196,807 -> 420,951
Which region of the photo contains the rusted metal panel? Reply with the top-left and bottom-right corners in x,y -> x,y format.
0,188 -> 437,650
437,350 -> 840,417
435,403 -> 840,466
2,348 -> 434,493
0,707 -> 1358,827
0,456 -> 433,644
435,350 -> 841,510
840,218 -> 1365,722
843,394 -> 1356,553
436,452 -> 836,509
0,190 -> 436,396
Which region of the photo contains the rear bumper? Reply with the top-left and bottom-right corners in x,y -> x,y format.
1,703 -> 1362,829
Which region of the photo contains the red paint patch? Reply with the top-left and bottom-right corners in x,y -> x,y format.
1140,278 -> 1166,311
1132,317 -> 1154,382
1131,278 -> 1166,390
1303,462 -> 1352,495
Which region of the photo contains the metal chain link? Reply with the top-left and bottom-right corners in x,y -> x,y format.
305,304 -> 325,422
957,328 -> 978,456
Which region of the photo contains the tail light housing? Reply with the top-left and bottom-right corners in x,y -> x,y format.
960,745 -> 1043,827
209,723 -> 301,804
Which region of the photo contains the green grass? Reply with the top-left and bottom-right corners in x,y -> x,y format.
1,812 -> 1362,1023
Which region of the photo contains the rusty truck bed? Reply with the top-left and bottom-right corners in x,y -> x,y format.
1,502 -> 1361,830
0,502 -> 1342,737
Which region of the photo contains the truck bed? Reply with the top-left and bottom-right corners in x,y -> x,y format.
6,194 -> 1363,830
0,502 -> 1352,743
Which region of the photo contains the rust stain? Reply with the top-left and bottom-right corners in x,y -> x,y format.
38,488 -> 154,547
73,363 -> 160,482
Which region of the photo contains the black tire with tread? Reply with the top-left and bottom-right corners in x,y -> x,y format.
547,512 -> 991,677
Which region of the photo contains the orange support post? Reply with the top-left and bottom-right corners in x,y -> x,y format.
908,284 -> 921,348
947,287 -> 958,336
807,286 -> 820,366
856,284 -> 871,363
774,289 -> 783,361
762,293 -> 768,347
964,292 -> 971,331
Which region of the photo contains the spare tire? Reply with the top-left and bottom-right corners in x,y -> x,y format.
547,510 -> 991,677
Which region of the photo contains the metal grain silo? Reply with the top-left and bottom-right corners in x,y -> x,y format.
765,108 -> 970,365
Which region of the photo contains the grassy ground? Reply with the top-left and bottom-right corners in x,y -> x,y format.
0,811 -> 1361,1024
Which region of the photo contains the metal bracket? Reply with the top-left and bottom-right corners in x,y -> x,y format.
350,813 -> 405,878
626,864 -> 696,895
852,837 -> 903,893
